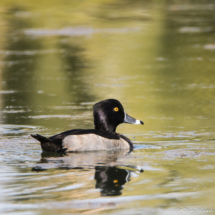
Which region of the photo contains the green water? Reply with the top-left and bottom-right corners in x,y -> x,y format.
0,0 -> 215,214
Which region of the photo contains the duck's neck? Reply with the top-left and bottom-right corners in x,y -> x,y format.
94,111 -> 116,133
94,123 -> 116,133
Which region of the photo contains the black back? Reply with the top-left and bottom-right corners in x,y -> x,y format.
49,129 -> 120,144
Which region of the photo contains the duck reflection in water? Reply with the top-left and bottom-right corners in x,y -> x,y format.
95,166 -> 131,196
33,149 -> 143,196
38,149 -> 131,170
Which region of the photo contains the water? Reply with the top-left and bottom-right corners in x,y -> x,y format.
0,0 -> 215,214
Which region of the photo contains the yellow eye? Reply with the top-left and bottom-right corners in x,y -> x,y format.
114,107 -> 119,112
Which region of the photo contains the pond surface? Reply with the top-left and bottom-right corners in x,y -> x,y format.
0,0 -> 215,214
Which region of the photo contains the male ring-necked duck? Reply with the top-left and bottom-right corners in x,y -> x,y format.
31,99 -> 143,152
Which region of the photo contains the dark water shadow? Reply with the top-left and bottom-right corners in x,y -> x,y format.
95,166 -> 131,196
57,39 -> 96,104
2,6 -> 42,124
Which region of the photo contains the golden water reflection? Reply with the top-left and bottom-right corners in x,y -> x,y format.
0,0 -> 215,214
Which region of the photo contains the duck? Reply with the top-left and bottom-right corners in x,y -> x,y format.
31,99 -> 143,152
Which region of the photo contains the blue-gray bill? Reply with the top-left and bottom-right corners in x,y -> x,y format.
124,112 -> 144,125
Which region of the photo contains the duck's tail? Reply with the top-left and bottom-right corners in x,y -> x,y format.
31,134 -> 52,143
31,134 -> 64,152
